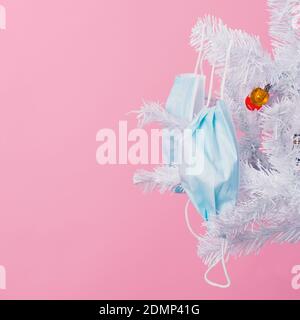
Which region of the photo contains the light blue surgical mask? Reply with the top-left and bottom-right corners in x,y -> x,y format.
180,99 -> 239,221
164,39 -> 239,221
165,74 -> 205,121
163,73 -> 205,166
160,39 -> 238,287
135,38 -> 239,288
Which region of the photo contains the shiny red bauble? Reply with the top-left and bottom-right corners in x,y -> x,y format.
245,96 -> 262,111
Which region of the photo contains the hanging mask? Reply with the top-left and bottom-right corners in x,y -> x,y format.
133,39 -> 239,288
180,99 -> 239,221
162,73 -> 205,166
181,41 -> 239,288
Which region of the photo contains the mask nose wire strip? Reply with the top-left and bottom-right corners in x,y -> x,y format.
184,199 -> 231,289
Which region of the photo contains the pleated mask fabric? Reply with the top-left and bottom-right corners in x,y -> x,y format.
180,99 -> 239,221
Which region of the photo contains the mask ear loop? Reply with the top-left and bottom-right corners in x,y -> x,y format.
185,199 -> 231,289
192,27 -> 215,110
220,39 -> 233,100
185,199 -> 202,240
191,27 -> 206,116
194,26 -> 205,75
206,61 -> 215,108
204,238 -> 231,289
242,48 -> 252,87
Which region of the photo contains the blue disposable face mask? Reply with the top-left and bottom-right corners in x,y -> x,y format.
180,99 -> 239,221
134,38 -> 238,287
165,74 -> 205,121
162,41 -> 239,288
163,41 -> 239,221
163,73 -> 205,166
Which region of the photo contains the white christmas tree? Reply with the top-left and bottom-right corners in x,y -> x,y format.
133,0 -> 300,279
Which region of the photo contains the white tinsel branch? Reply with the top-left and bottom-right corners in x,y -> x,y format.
198,218 -> 300,267
133,166 -> 181,193
132,1 -> 300,274
268,0 -> 300,62
133,101 -> 188,129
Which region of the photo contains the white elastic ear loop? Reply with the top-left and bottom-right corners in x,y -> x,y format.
185,199 -> 231,289
206,62 -> 215,108
243,48 -> 252,86
185,199 -> 202,240
191,27 -> 205,116
194,26 -> 205,75
220,39 -> 233,100
204,238 -> 231,289
194,50 -> 203,76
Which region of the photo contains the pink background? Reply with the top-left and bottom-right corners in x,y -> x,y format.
0,0 -> 299,300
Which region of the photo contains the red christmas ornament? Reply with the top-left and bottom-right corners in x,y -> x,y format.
245,84 -> 272,111
245,96 -> 262,111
